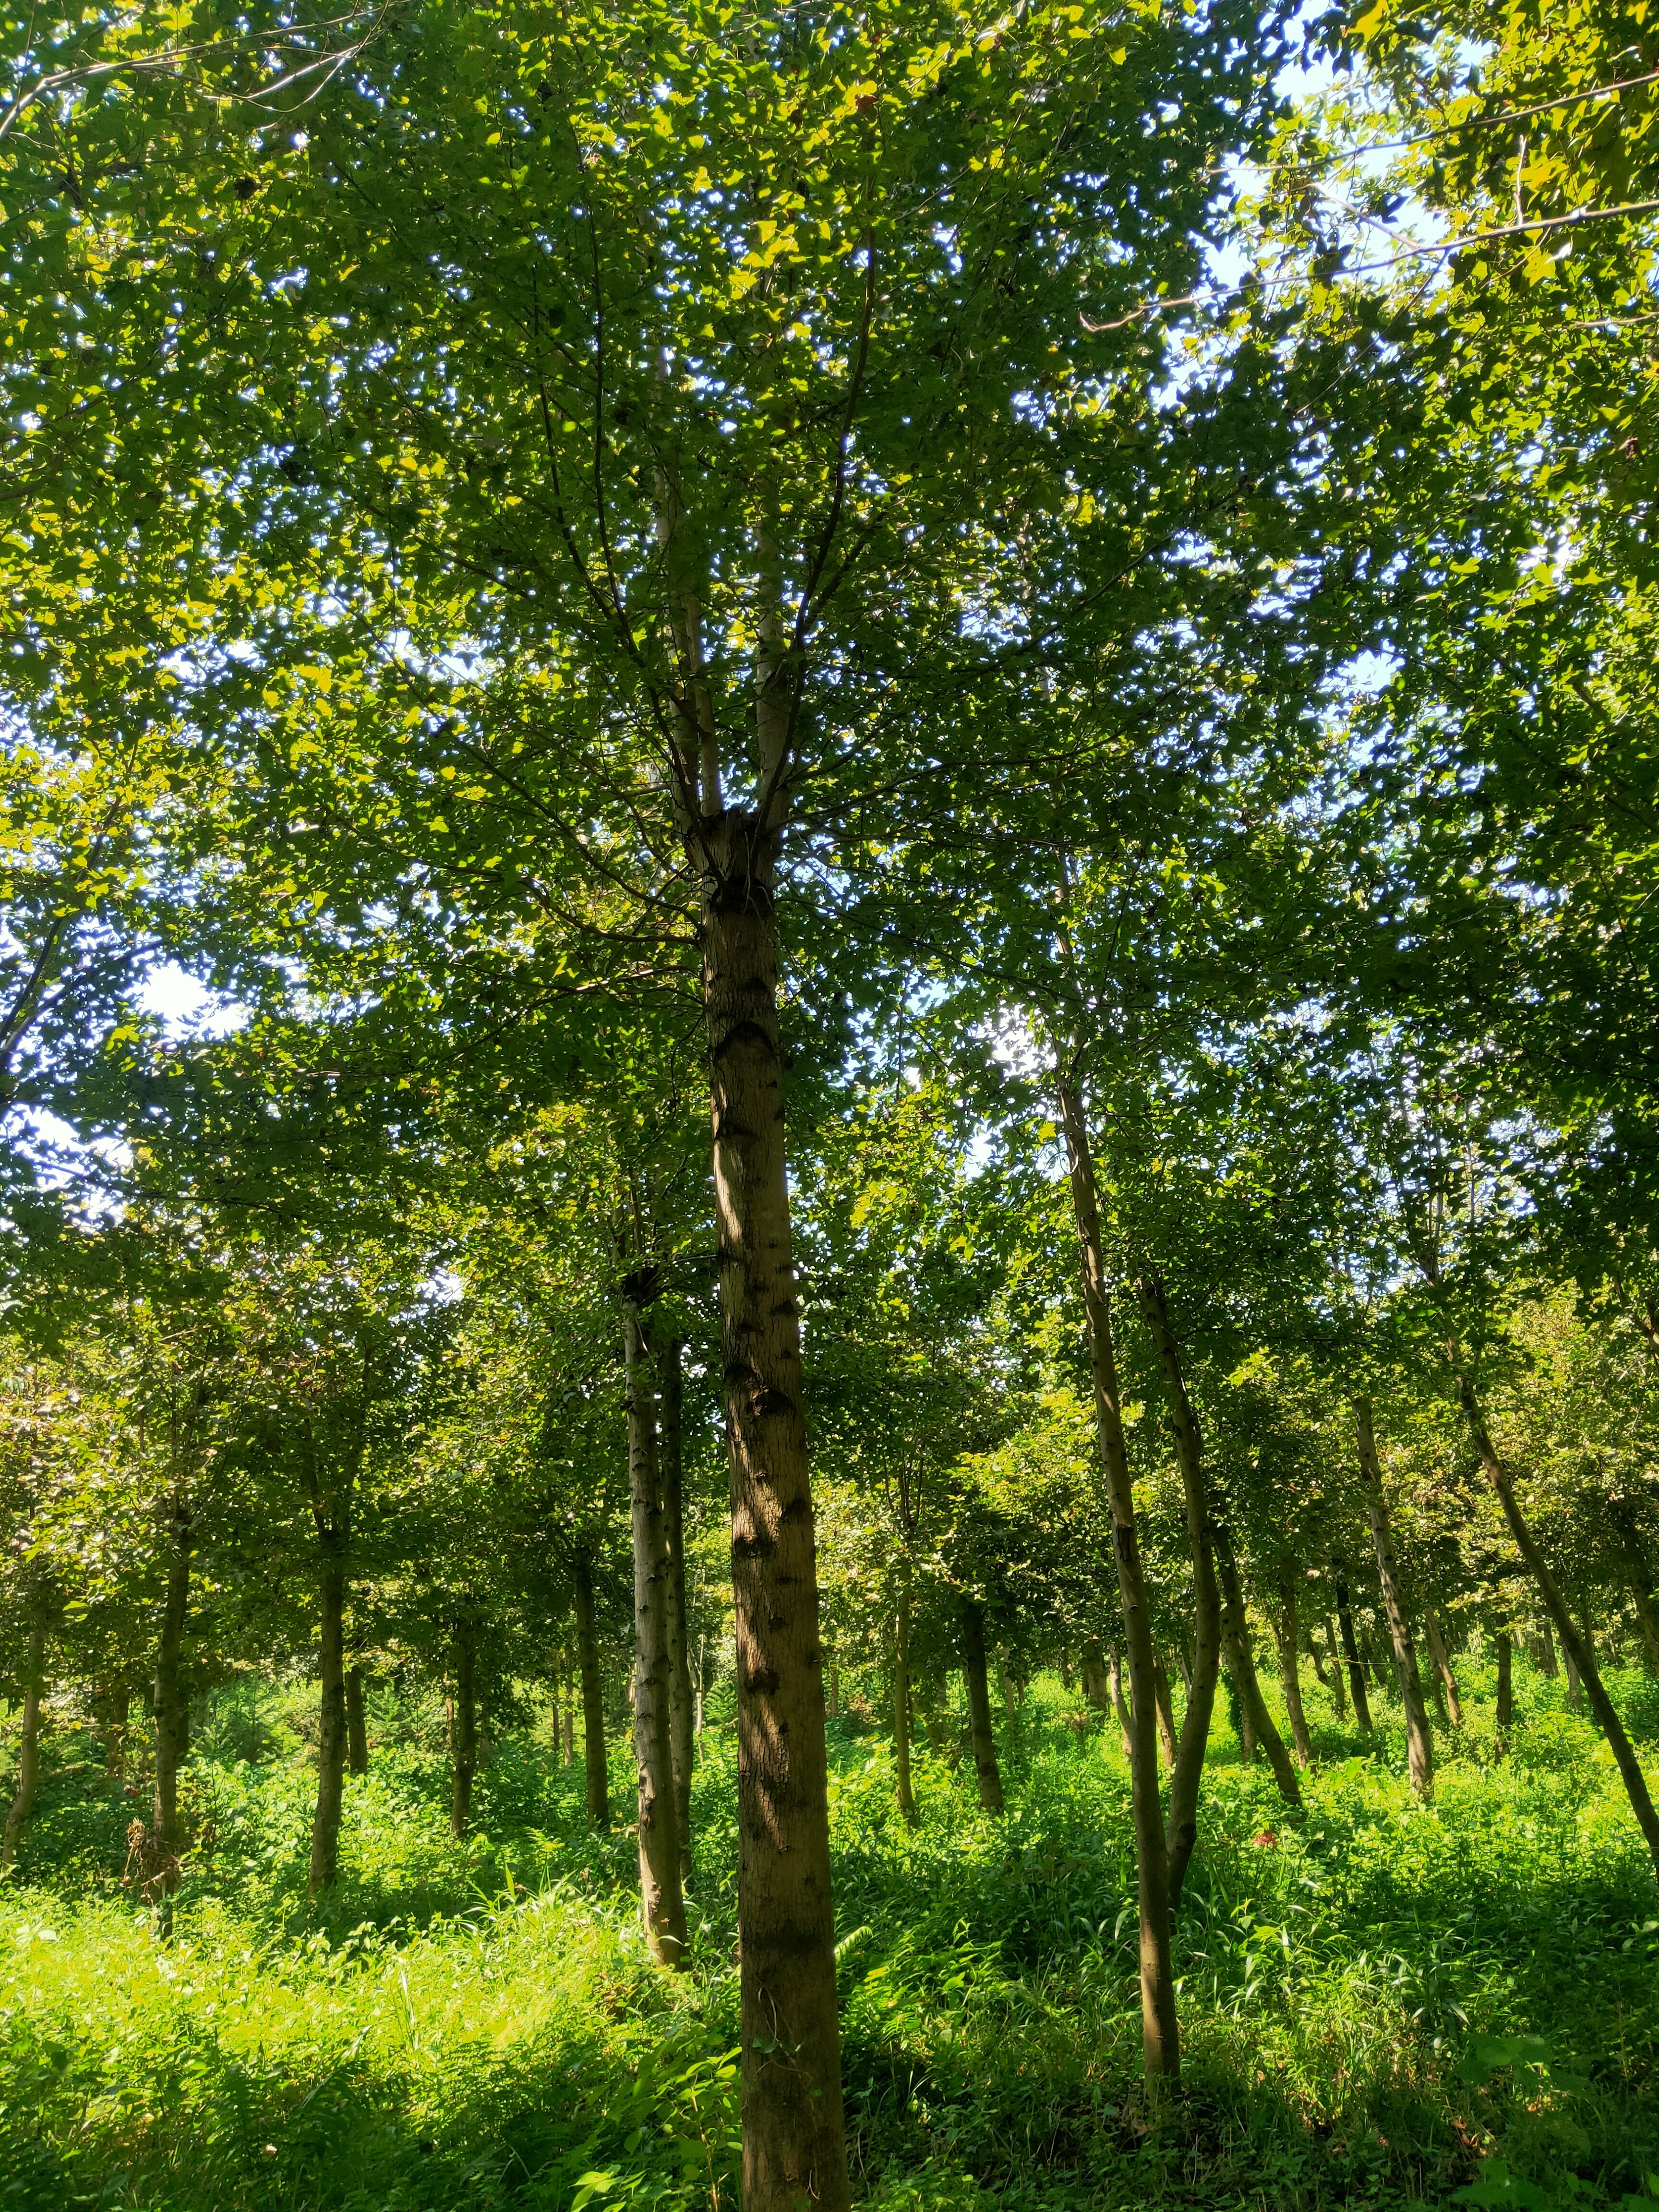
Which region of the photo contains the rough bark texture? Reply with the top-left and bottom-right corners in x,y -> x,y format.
893,1567 -> 917,1824
449,1619 -> 478,1839
960,1599 -> 1005,1814
0,1613 -> 47,1874
1355,1398 -> 1434,1799
658,1336 -> 696,1882
346,1666 -> 369,1775
701,820 -> 847,2211
1272,1571 -> 1313,1769
1056,1073 -> 1179,2074
1135,1270 -> 1225,1909
1080,1636 -> 1111,1712
1214,1530 -> 1301,1808
573,1548 -> 610,1829
153,1516 -> 193,1872
1448,1350 -> 1659,1883
1332,1569 -> 1374,1732
309,1546 -> 349,1896
1421,1608 -> 1464,1728
625,1297 -> 687,1965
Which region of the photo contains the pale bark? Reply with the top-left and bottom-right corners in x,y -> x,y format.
1055,1074 -> 1178,2075
1332,1569 -> 1374,1731
346,1666 -> 369,1775
0,1613 -> 47,1874
152,1512 -> 193,1870
1272,1570 -> 1312,1769
449,1619 -> 478,1838
658,1336 -> 696,1882
574,1549 -> 609,1828
625,1296 -> 686,1966
1080,1637 -> 1112,1711
1421,1608 -> 1463,1728
1538,1614 -> 1560,1677
1355,1397 -> 1433,1798
1152,1650 -> 1178,1773
1107,1644 -> 1135,1760
1214,1530 -> 1301,1807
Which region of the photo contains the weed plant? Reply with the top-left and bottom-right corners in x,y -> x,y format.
2,1661 -> 1658,2209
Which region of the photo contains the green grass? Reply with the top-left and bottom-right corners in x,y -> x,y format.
3,1661 -> 1658,2210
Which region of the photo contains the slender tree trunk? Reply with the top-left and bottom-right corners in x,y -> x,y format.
0,1613 -> 47,1875
1107,1645 -> 1135,1760
960,1599 -> 1004,1813
562,1647 -> 576,1766
893,1566 -> 917,1825
658,1336 -> 696,1884
1135,1270 -> 1225,1911
1081,1636 -> 1111,1711
573,1551 -> 610,1827
1421,1609 -> 1463,1728
1272,1570 -> 1312,1769
345,1666 -> 369,1775
1332,1569 -> 1374,1732
1538,1614 -> 1560,1677
1564,1637 -> 1584,1711
1322,1618 -> 1347,1719
624,1297 -> 687,1967
1214,1529 -> 1301,1807
310,1544 -> 349,1896
1223,1649 -> 1252,1757
1494,1623 -> 1513,1755
104,1685 -> 129,1774
1056,1073 -> 1179,2075
1152,1650 -> 1178,1773
153,1517 -> 193,1871
699,806 -> 847,2211
1446,1349 -> 1659,1883
449,1619 -> 478,1839
1355,1398 -> 1433,1798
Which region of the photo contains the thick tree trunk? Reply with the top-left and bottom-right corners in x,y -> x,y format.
449,1619 -> 478,1839
1214,1531 -> 1301,1807
1055,1073 -> 1179,2075
153,1519 -> 193,1872
699,810 -> 847,2212
1421,1608 -> 1463,1728
893,1566 -> 917,1824
1447,1349 -> 1659,1882
960,1599 -> 1005,1813
1080,1635 -> 1111,1710
1355,1398 -> 1433,1798
0,1613 -> 47,1874
1135,1270 -> 1225,1911
309,1548 -> 349,1895
1272,1571 -> 1312,1769
346,1666 -> 369,1775
1494,1623 -> 1513,1754
1332,1569 -> 1374,1731
658,1335 -> 696,1883
573,1548 -> 610,1828
624,1298 -> 687,1966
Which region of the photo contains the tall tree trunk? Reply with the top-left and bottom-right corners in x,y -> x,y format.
700,805 -> 847,2212
345,1666 -> 369,1775
624,1296 -> 687,1967
1107,1645 -> 1135,1760
309,1545 -> 349,1896
658,1335 -> 696,1884
1446,1348 -> 1659,1882
1135,1269 -> 1225,1911
0,1612 -> 47,1875
1355,1397 -> 1434,1798
1314,1618 -> 1347,1719
1080,1636 -> 1111,1711
1272,1569 -> 1312,1769
153,1514 -> 193,1872
1332,1568 -> 1374,1731
1421,1609 -> 1463,1728
1494,1622 -> 1513,1755
1152,1650 -> 1178,1773
1056,1073 -> 1179,2075
449,1619 -> 478,1839
1538,1614 -> 1560,1677
959,1599 -> 1004,1813
104,1685 -> 129,1774
573,1548 -> 610,1827
1214,1531 -> 1300,1806
893,1565 -> 917,1825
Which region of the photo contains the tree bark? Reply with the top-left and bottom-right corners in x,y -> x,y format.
1080,1635 -> 1111,1712
1056,1072 -> 1179,2075
1332,1568 -> 1374,1731
1355,1397 -> 1433,1798
573,1547 -> 610,1828
1421,1608 -> 1463,1728
0,1612 -> 47,1875
1447,1348 -> 1659,1883
658,1335 -> 696,1883
345,1666 -> 369,1775
700,805 -> 847,2211
1494,1622 -> 1513,1754
893,1565 -> 917,1824
1214,1529 -> 1301,1807
960,1599 -> 1004,1813
1135,1269 -> 1225,1911
624,1296 -> 687,1967
1272,1570 -> 1312,1769
449,1619 -> 478,1839
1152,1650 -> 1178,1773
1107,1645 -> 1135,1760
1537,1614 -> 1560,1677
309,1544 -> 349,1896
153,1510 -> 193,1871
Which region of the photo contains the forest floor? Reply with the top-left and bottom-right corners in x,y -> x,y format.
1,1664 -> 1657,2212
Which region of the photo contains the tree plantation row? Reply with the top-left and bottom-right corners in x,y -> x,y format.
5,0 -> 1659,2207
